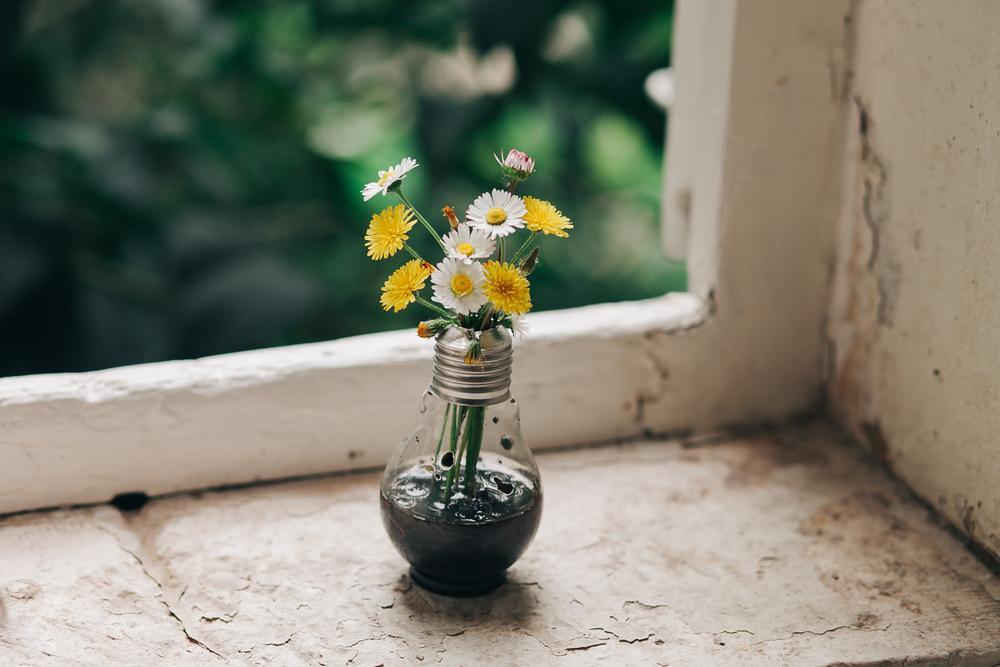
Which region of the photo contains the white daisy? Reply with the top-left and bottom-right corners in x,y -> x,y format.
507,314 -> 529,341
431,258 -> 487,315
466,188 -> 527,239
361,157 -> 418,201
443,225 -> 496,265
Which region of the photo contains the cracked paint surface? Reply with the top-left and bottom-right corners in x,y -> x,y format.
1,422 -> 999,665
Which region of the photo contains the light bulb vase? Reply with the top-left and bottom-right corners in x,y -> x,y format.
379,327 -> 542,597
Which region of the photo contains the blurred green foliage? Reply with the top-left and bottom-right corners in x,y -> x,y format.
0,0 -> 682,376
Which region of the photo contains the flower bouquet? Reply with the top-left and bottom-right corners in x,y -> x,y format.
368,150 -> 570,596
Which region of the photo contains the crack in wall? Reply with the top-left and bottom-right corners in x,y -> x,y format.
92,521 -> 225,661
633,335 -> 673,435
564,638 -> 608,652
588,626 -> 654,644
518,628 -> 567,656
854,95 -> 899,327
751,622 -> 891,646
856,96 -> 889,271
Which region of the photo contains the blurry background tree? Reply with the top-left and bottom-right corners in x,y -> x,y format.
0,0 -> 682,376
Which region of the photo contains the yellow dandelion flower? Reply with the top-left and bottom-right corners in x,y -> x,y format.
380,259 -> 431,312
365,204 -> 417,260
523,197 -> 573,238
483,261 -> 532,315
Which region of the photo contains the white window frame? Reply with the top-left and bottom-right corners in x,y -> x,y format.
0,0 -> 851,514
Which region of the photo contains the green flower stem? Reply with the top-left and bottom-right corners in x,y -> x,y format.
403,244 -> 425,263
441,406 -> 460,504
454,413 -> 470,478
511,232 -> 537,263
414,295 -> 454,320
462,406 -> 486,494
433,403 -> 452,460
396,190 -> 448,253
477,305 -> 495,332
466,303 -> 489,331
443,405 -> 469,503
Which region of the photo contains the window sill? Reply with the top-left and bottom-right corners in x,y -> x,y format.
3,420 -> 998,664
0,293 -> 711,514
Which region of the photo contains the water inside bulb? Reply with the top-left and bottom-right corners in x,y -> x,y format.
379,384 -> 542,594
384,454 -> 536,525
381,394 -> 541,525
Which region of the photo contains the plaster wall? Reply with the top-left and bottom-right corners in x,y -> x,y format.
827,0 -> 1000,559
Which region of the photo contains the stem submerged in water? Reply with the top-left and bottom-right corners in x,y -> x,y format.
442,405 -> 469,503
433,403 -> 452,461
463,407 -> 486,494
440,404 -> 487,503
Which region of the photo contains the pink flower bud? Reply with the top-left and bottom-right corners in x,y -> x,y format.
496,149 -> 535,176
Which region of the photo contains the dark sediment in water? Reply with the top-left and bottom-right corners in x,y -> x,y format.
380,458 -> 542,593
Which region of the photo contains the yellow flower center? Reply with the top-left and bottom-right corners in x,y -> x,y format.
456,242 -> 476,256
450,274 -> 474,297
485,207 -> 508,225
377,169 -> 395,187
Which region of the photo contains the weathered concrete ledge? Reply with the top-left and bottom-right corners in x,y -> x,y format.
1,422 -> 998,665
